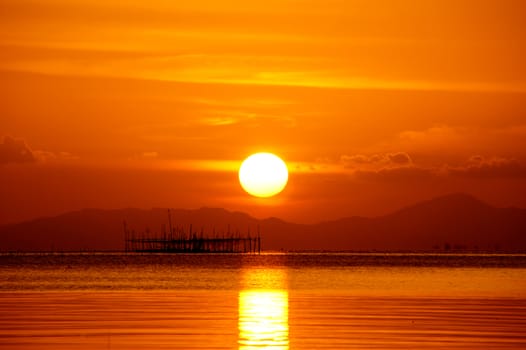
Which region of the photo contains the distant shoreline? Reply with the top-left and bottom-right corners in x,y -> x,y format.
1,250 -> 526,255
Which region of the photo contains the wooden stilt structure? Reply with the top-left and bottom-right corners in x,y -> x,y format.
123,210 -> 261,254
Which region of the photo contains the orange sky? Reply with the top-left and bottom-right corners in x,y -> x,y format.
1,0 -> 526,224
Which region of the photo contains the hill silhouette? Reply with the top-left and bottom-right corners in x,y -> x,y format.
0,193 -> 525,252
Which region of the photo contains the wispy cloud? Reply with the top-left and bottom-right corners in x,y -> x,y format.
341,152 -> 412,169
446,156 -> 526,179
0,136 -> 35,165
2,0 -> 526,93
0,136 -> 77,165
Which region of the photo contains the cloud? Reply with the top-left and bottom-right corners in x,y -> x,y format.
339,152 -> 526,182
33,150 -> 79,163
349,156 -> 526,182
468,155 -> 484,164
0,136 -> 78,165
387,152 -> 412,164
340,154 -> 371,165
341,152 -> 412,169
353,166 -> 434,182
0,136 -> 36,165
448,156 -> 526,178
338,152 -> 429,182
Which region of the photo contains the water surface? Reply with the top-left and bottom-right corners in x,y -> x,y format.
1,253 -> 525,349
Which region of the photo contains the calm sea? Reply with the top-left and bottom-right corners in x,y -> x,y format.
1,253 -> 525,349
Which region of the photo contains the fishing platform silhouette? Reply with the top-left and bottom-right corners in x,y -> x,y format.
124,210 -> 261,254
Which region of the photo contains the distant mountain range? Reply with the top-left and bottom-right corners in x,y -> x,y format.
1,193 -> 525,252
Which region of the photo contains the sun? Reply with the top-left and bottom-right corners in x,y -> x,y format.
239,153 -> 289,198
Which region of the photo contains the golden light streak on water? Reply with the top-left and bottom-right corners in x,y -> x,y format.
238,269 -> 289,350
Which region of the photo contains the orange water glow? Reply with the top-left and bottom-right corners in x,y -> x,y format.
238,268 -> 289,350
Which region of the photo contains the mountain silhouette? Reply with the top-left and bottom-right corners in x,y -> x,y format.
1,193 -> 525,252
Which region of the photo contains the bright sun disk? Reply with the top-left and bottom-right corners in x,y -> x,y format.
239,153 -> 288,198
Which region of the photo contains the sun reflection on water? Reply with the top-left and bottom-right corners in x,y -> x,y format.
238,269 -> 289,350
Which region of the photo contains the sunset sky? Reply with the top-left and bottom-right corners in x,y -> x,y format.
1,0 -> 526,224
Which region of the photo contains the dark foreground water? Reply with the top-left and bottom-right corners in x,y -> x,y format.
1,253 -> 525,349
